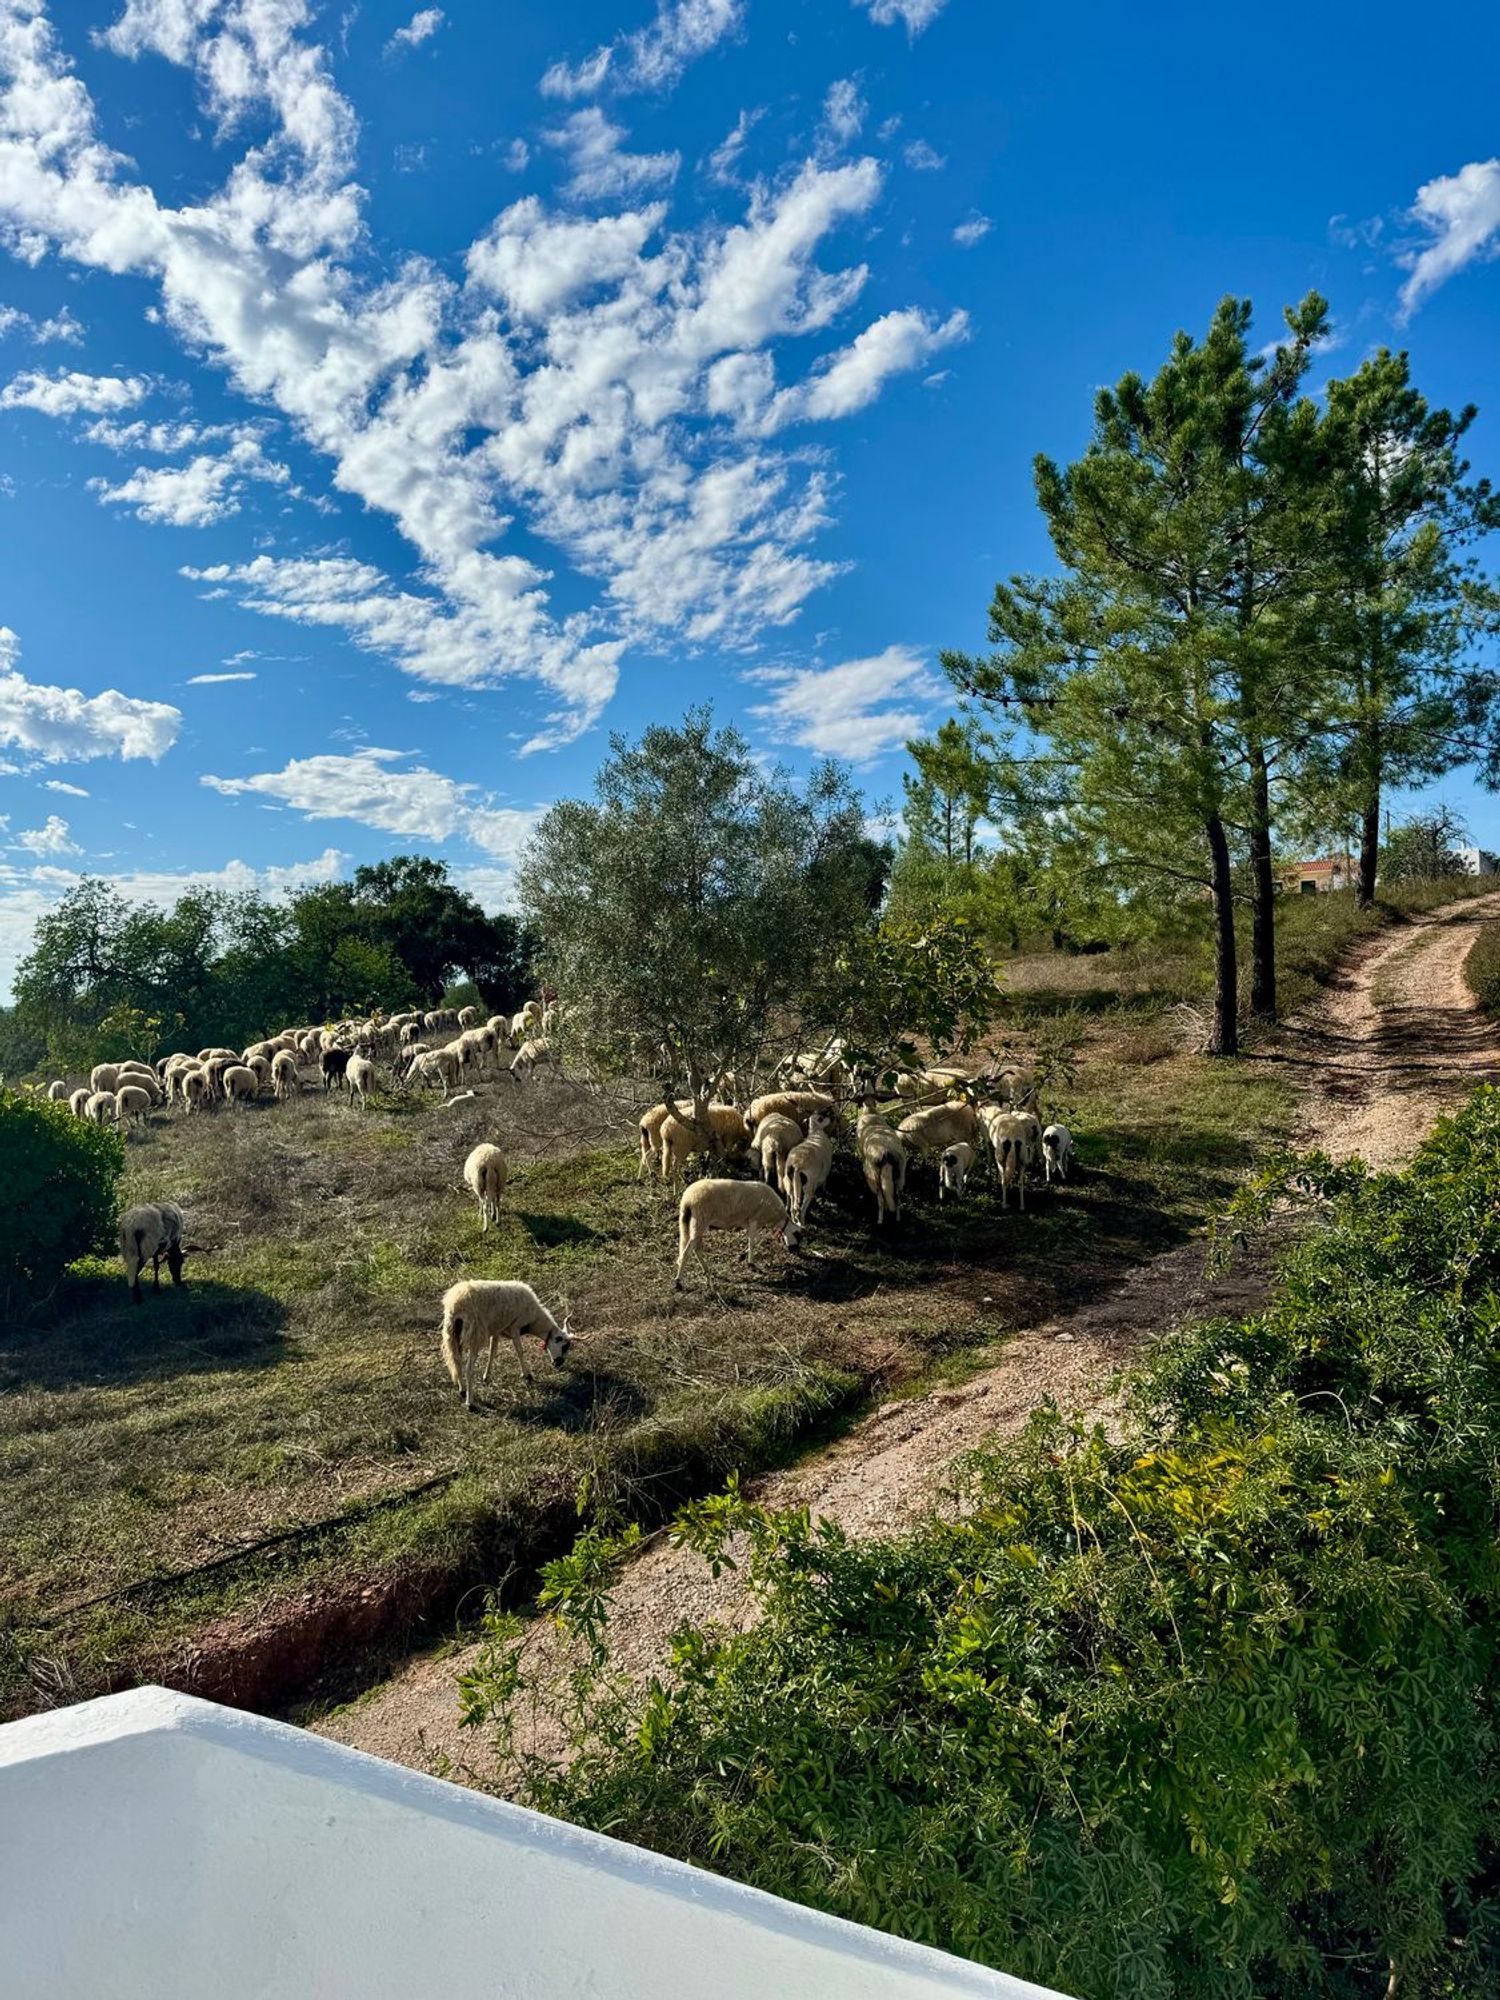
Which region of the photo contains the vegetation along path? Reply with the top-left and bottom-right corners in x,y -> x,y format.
323,885 -> 1500,1781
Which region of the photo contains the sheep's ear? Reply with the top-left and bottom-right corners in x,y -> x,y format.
560,1313 -> 573,1336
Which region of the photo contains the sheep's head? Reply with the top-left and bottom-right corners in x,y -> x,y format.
544,1315 -> 573,1369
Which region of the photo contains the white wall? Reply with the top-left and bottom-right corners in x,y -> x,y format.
0,1688 -> 1073,2000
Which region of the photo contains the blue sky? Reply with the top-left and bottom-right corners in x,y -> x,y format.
1,0 -> 1498,997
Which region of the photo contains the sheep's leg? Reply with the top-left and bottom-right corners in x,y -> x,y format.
512,1333 -> 535,1383
481,1333 -> 497,1386
744,1226 -> 757,1269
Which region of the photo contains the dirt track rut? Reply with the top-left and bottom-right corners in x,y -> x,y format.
321,889 -> 1500,1782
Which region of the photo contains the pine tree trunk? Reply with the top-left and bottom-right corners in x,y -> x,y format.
1358,771 -> 1381,910
1206,814 -> 1239,1057
1248,744 -> 1277,1020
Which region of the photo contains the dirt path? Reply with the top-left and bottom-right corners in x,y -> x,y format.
320,889 -> 1500,1782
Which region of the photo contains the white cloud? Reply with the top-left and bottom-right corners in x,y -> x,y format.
13,814 -> 80,856
202,747 -> 543,858
0,3 -> 961,749
544,107 -> 680,202
542,0 -> 743,100
91,435 -> 291,526
903,138 -> 945,171
855,0 -> 948,30
0,302 -> 84,343
706,107 -> 761,187
44,779 -> 89,797
0,304 -> 25,338
1398,158 -> 1500,316
385,7 -> 444,56
187,670 -> 257,683
714,306 -> 968,433
466,198 -> 667,320
0,369 -> 148,415
822,79 -> 866,148
503,137 -> 530,172
0,626 -> 181,764
953,212 -> 993,247
746,645 -> 940,761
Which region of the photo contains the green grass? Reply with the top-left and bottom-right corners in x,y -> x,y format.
0,1026 -> 1296,1722
1464,917 -> 1500,1020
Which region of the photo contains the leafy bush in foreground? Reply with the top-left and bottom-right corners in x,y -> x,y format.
0,1089 -> 123,1317
1464,919 -> 1500,1021
464,1090 -> 1500,1999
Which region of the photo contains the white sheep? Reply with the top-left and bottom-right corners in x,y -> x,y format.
439,1279 -> 572,1407
89,1063 -> 121,1094
68,1086 -> 92,1119
782,1111 -> 837,1227
118,1201 -> 187,1304
896,1101 -> 981,1159
114,1083 -> 153,1130
674,1177 -> 800,1289
752,1112 -> 803,1186
222,1064 -> 259,1106
84,1090 -> 116,1125
271,1050 -> 300,1099
457,1005 -> 480,1029
510,1036 -> 558,1080
855,1106 -> 907,1227
939,1141 -> 976,1201
1042,1123 -> 1075,1183
463,1142 -> 508,1230
656,1104 -> 751,1180
982,1107 -> 1041,1211
46,1079 -> 69,1102
344,1052 -> 377,1109
410,1046 -> 462,1095
748,1087 -> 836,1129
181,1069 -> 208,1113
638,1100 -> 693,1178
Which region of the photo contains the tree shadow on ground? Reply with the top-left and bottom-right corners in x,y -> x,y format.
459,1361 -> 650,1433
0,1277 -> 289,1393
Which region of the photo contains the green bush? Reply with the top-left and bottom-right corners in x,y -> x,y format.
465,1090 -> 1500,1999
1465,920 -> 1500,1020
0,1089 -> 124,1316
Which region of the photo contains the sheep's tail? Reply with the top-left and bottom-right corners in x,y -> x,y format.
879,1162 -> 896,1217
440,1305 -> 464,1389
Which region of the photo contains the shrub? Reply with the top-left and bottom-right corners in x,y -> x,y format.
1465,920 -> 1500,1020
0,1089 -> 123,1316
464,1090 -> 1500,1999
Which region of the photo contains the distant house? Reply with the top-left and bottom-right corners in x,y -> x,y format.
1277,855 -> 1354,895
1455,846 -> 1500,877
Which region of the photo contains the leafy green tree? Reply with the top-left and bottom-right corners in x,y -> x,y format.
1305,351 -> 1499,905
349,856 -> 533,1009
946,295 -> 1330,1052
0,1090 -> 123,1316
517,710 -> 882,1116
807,916 -> 1004,1085
1379,805 -> 1472,885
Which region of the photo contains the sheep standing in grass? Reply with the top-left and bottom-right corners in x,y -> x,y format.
223,1064 -> 259,1107
118,1201 -> 187,1304
782,1111 -> 837,1227
84,1090 -> 116,1125
674,1178 -> 800,1289
89,1063 -> 120,1095
181,1070 -> 208,1113
345,1052 -> 377,1109
748,1087 -> 836,1129
457,1005 -> 480,1029
271,1050 -> 300,1100
46,1079 -> 68,1102
439,1280 -> 571,1407
1042,1123 -> 1074,1182
510,1036 -> 558,1080
855,1105 -> 907,1227
655,1104 -> 751,1180
752,1112 -> 803,1187
982,1107 -> 1041,1210
939,1141 -> 976,1201
463,1142 -> 509,1230
69,1086 -> 92,1118
320,1047 -> 351,1094
410,1046 -> 461,1095
114,1083 -> 153,1130
897,1101 -> 981,1162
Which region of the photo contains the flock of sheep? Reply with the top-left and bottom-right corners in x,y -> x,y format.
57,999 -> 1075,1415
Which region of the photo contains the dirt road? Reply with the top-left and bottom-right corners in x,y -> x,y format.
321,889 -> 1500,1782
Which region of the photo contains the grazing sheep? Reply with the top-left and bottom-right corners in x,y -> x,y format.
510,1036 -> 558,1080
748,1088 -> 836,1129
46,1079 -> 68,1102
246,1055 -> 273,1091
180,1069 -> 208,1113
508,1009 -> 529,1046
344,1052 -> 377,1109
1042,1123 -> 1075,1183
271,1050 -> 300,1099
89,1063 -> 120,1094
68,1087 -> 92,1119
675,1178 -> 800,1289
939,1141 -> 976,1201
439,1279 -> 571,1408
753,1112 -> 803,1186
222,1064 -> 259,1106
84,1090 -> 116,1125
118,1201 -> 187,1304
982,1108 -> 1042,1211
638,1100 -> 693,1178
655,1104 -> 751,1179
782,1111 -> 837,1227
897,1101 -> 981,1160
410,1046 -> 462,1095
855,1106 -> 907,1227
463,1142 -> 509,1230
457,1005 -> 480,1029
399,1019 -> 425,1049
114,1083 -> 153,1130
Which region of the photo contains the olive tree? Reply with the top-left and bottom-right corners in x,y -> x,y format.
516,711 -> 887,1120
